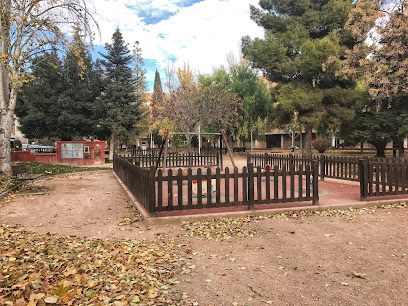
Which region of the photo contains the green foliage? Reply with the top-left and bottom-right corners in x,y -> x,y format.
199,61 -> 273,141
242,0 -> 357,155
312,139 -> 331,153
340,93 -> 408,157
98,29 -> 141,142
16,28 -> 103,141
152,69 -> 164,118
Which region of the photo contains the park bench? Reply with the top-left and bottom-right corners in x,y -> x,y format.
11,164 -> 43,181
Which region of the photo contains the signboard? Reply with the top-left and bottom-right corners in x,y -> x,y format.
61,143 -> 83,159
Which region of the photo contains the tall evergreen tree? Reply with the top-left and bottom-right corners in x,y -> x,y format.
16,27 -> 102,140
98,28 -> 141,159
59,26 -> 103,140
242,0 -> 356,156
16,52 -> 65,139
151,69 -> 164,118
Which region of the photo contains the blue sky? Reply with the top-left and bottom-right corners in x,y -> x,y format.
91,0 -> 264,92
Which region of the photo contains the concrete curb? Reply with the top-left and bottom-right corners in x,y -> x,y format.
112,172 -> 154,225
113,171 -> 408,226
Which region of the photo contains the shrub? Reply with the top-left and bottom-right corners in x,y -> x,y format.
312,139 -> 331,153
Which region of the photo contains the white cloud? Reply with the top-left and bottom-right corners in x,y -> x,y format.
92,0 -> 264,89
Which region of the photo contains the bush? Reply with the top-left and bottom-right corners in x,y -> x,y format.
312,139 -> 331,154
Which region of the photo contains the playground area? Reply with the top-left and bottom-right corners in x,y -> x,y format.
114,153 -> 408,219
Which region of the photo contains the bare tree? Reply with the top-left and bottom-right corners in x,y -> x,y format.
0,0 -> 97,173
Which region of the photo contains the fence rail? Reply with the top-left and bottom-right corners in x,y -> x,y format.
126,151 -> 220,168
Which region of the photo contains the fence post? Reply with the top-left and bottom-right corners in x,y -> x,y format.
289,153 -> 293,170
320,154 -> 325,181
219,136 -> 223,169
312,160 -> 319,205
248,163 -> 254,210
148,166 -> 156,215
359,159 -> 368,201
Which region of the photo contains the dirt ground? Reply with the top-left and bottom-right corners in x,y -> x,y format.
1,170 -> 407,305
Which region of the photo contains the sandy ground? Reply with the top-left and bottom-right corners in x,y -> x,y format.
1,170 -> 407,305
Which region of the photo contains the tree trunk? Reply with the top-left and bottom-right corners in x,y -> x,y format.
374,142 -> 387,158
398,138 -> 405,158
186,133 -> 192,152
0,109 -> 13,173
302,125 -> 313,157
109,136 -> 115,160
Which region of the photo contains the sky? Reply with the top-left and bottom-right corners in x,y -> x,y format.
91,0 -> 264,92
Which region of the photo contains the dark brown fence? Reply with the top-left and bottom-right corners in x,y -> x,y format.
114,155 -> 319,214
360,158 -> 408,199
113,155 -> 156,212
248,153 -> 361,181
155,162 -> 319,212
247,153 -> 408,201
128,151 -> 219,168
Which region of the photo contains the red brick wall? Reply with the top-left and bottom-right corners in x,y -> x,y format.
12,141 -> 105,166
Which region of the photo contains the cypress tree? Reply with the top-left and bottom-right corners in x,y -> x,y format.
151,69 -> 163,118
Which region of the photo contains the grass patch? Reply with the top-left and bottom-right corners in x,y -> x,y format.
17,162 -> 111,176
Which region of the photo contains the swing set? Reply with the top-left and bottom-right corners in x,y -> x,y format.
155,129 -> 236,171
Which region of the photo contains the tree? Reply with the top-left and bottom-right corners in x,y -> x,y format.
58,26 -> 102,140
155,81 -> 242,150
132,41 -> 148,101
199,59 -> 273,142
341,0 -> 408,101
340,92 -> 408,157
15,52 -> 65,139
241,0 -> 356,156
151,69 -> 164,118
177,62 -> 195,87
0,0 -> 96,173
16,27 -> 103,141
98,29 -> 141,160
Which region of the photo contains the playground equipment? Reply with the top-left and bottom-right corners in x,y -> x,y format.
155,129 -> 236,171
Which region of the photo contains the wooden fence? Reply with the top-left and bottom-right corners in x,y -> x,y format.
360,158 -> 408,200
155,162 -> 319,212
113,155 -> 155,212
247,153 -> 361,181
248,153 -> 408,201
127,151 -> 220,168
114,155 -> 319,213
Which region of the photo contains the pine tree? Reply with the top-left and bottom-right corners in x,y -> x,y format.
16,52 -> 65,139
242,0 -> 356,156
16,27 -> 103,141
59,26 -> 102,140
99,28 -> 141,159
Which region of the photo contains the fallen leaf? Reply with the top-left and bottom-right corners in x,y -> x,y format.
44,296 -> 59,304
353,271 -> 367,279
